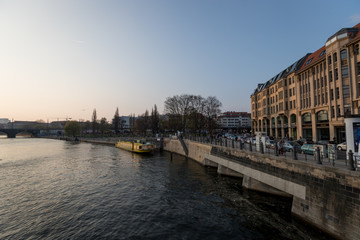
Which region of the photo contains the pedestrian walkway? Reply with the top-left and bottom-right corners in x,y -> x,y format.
185,136 -> 356,171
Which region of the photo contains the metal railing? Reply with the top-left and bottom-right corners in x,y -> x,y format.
183,135 -> 350,169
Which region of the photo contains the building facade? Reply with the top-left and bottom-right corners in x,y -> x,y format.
218,111 -> 251,130
251,23 -> 360,143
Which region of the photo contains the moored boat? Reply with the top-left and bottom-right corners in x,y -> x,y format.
115,139 -> 154,153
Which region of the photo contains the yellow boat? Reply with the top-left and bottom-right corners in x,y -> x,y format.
115,139 -> 154,153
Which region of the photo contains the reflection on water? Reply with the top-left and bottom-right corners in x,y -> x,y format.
0,138 -> 331,240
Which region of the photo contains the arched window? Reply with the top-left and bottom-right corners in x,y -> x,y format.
302,113 -> 311,124
290,114 -> 296,124
317,110 -> 329,122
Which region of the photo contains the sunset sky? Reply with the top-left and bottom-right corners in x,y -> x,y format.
1,0 -> 360,121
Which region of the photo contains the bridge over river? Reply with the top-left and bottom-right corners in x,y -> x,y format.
0,129 -> 41,138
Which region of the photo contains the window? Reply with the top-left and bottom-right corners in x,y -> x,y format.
290,101 -> 293,109
331,89 -> 334,100
333,52 -> 337,62
289,89 -> 292,97
356,44 -> 359,55
289,78 -> 291,85
314,95 -> 317,105
317,110 -> 329,122
325,92 -> 328,103
293,100 -> 296,108
284,79 -> 287,86
343,86 -> 350,98
306,58 -> 313,65
357,62 -> 360,75
342,65 -> 349,78
285,90 -> 288,98
303,113 -> 311,123
320,50 -> 326,56
329,71 -> 333,82
344,107 -> 351,115
340,49 -> 347,60
337,105 -> 341,116
328,55 -> 332,65
331,106 -> 335,118
336,87 -> 340,99
335,69 -> 338,80
292,77 -> 294,84
293,87 -> 295,95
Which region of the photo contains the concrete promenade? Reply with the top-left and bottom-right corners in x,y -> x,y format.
184,136 -> 354,171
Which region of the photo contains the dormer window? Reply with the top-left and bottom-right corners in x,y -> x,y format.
306,58 -> 313,65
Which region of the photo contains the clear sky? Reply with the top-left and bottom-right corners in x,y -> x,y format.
1,0 -> 360,122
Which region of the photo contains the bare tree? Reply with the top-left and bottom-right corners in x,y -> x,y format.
99,117 -> 109,135
164,94 -> 197,132
204,96 -> 222,135
134,110 -> 150,135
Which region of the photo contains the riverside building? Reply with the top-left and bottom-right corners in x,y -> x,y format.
217,111 -> 251,130
251,23 -> 360,143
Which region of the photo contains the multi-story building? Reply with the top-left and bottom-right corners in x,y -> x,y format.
251,23 -> 360,143
218,111 -> 251,130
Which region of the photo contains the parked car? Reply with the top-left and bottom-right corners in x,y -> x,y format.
337,142 -> 347,151
300,144 -> 315,155
245,137 -> 256,144
317,140 -> 330,145
283,141 -> 300,152
265,139 -> 275,149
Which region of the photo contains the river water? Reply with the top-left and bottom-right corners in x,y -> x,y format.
0,138 -> 332,240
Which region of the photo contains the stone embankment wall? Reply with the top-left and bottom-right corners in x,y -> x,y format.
163,138 -> 360,240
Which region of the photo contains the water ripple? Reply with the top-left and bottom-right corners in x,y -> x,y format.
0,139 -> 331,240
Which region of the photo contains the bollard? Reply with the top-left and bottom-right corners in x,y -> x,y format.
274,140 -> 279,156
293,144 -> 297,160
249,141 -> 252,151
316,147 -> 322,164
348,150 -> 356,171
260,141 -> 264,154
